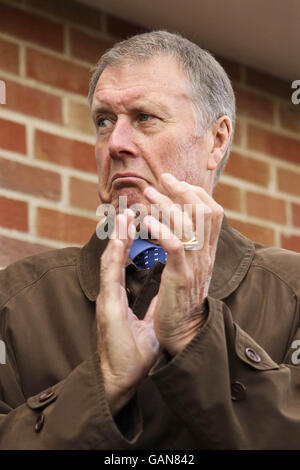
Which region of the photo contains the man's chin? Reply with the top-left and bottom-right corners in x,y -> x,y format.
112,187 -> 150,213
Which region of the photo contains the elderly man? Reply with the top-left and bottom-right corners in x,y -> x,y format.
0,31 -> 300,450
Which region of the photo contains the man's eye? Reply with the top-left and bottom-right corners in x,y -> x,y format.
97,117 -> 112,128
138,113 -> 153,122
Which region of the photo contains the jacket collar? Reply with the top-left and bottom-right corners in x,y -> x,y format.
77,215 -> 255,302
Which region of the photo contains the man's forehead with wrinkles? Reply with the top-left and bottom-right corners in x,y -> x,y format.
91,55 -> 193,112
94,84 -> 154,109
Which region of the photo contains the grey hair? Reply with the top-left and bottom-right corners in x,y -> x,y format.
88,30 -> 236,185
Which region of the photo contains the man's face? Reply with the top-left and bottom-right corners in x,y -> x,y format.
92,55 -> 212,212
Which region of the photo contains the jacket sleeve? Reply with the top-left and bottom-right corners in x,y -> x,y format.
0,349 -> 142,449
149,295 -> 300,449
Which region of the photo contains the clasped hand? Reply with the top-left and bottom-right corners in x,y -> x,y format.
96,173 -> 224,415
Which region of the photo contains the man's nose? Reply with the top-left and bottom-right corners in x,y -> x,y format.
108,118 -> 138,159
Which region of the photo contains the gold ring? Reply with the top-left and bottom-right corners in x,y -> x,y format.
181,236 -> 199,251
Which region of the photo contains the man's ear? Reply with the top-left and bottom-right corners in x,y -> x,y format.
207,116 -> 232,171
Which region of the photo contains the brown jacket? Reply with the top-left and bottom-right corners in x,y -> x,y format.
0,216 -> 300,449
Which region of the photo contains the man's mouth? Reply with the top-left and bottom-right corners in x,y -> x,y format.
111,173 -> 148,188
112,173 -> 145,182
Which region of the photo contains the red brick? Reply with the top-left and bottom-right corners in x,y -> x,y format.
69,177 -> 99,212
245,67 -> 291,100
37,207 -> 96,244
279,103 -> 300,134
0,195 -> 28,231
1,77 -> 62,124
0,38 -> 19,74
70,28 -> 113,64
233,121 -> 241,146
0,234 -> 53,267
235,87 -> 274,123
106,15 -> 145,39
0,3 -> 64,52
248,125 -> 300,165
24,0 -> 103,31
246,192 -> 286,224
0,118 -> 26,154
225,151 -> 270,187
277,168 -> 300,197
213,182 -> 241,212
26,49 -> 90,96
67,100 -> 95,135
281,234 -> 300,253
34,130 -> 96,173
0,157 -> 61,200
292,203 -> 300,228
228,218 -> 275,246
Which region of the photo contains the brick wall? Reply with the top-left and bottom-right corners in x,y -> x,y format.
0,0 -> 299,268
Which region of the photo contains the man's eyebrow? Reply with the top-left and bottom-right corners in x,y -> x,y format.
91,101 -> 169,118
91,105 -> 113,117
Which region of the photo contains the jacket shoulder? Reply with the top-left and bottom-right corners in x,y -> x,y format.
253,243 -> 300,295
0,247 -> 80,309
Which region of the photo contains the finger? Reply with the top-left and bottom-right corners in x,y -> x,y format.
116,210 -> 136,286
142,215 -> 186,272
143,186 -> 195,242
122,209 -> 136,264
111,210 -> 136,264
161,173 -> 219,209
100,210 -> 134,293
181,182 -> 224,251
145,180 -> 211,251
161,173 -> 223,251
99,237 -> 126,298
161,176 -> 211,249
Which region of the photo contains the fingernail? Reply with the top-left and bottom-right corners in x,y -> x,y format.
162,173 -> 177,184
